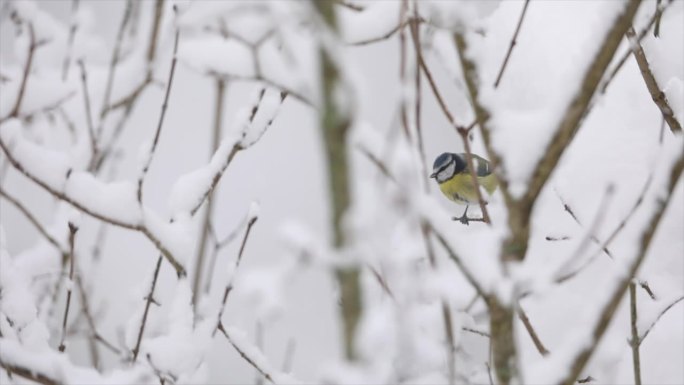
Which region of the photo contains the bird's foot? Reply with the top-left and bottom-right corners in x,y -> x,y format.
452,214 -> 470,226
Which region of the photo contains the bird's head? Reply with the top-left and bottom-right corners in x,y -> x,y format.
430,153 -> 466,183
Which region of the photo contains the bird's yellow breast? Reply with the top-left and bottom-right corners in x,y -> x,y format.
439,173 -> 498,204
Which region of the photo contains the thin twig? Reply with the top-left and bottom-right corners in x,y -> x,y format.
494,0 -> 530,88
0,360 -> 62,385
629,282 -> 642,385
429,224 -> 487,299
638,295 -> 684,344
61,0 -> 80,81
77,60 -> 98,167
517,305 -> 549,356
600,0 -> 674,95
8,23 -> 36,119
559,152 -> 682,385
58,222 -> 79,352
98,0 -> 133,125
74,271 -> 101,369
208,71 -> 310,107
349,17 -> 413,46
555,174 -> 652,285
131,255 -> 163,362
654,0 -> 663,37
626,26 -> 681,133
147,0 -> 165,65
0,187 -> 64,252
137,29 -> 180,203
217,323 -> 274,384
214,217 -> 258,336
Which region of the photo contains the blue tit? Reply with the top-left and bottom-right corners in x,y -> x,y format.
429,152 -> 498,224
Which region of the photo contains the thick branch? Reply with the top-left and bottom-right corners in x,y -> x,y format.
313,0 -> 363,361
522,0 -> 642,207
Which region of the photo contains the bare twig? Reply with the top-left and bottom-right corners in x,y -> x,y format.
7,23 -> 37,119
639,295 -> 684,344
58,222 -> 79,352
137,29 -> 180,203
429,224 -> 487,299
336,0 -> 365,12
77,60 -> 98,166
0,360 -> 62,385
208,71 -> 310,107
74,271 -> 101,369
555,174 -> 652,285
600,0 -> 674,95
493,0 -> 530,88
626,26 -> 681,133
217,324 -> 274,384
131,255 -> 163,362
214,217 -> 258,335
518,305 -> 549,356
629,282 -> 642,385
147,0 -> 165,65
0,187 -> 64,253
558,152 -> 682,385
16,91 -> 76,122
98,0 -> 133,125
61,0 -> 80,81
349,17 -> 412,46
654,0 -> 663,37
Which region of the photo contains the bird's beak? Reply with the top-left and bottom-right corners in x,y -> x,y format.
429,172 -> 437,179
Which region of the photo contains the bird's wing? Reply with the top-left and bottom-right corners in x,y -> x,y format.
458,154 -> 493,177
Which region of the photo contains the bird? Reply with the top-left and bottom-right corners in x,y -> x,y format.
429,152 -> 498,224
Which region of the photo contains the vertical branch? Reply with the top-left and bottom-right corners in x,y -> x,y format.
147,0 -> 165,66
214,217 -> 258,335
136,29 -> 180,204
192,79 -> 226,307
409,7 -> 456,382
8,23 -> 36,119
313,1 -> 363,361
493,0 -> 530,88
132,255 -> 163,362
61,0 -> 80,81
78,60 -> 97,166
58,222 -> 79,352
629,282 -> 642,385
98,0 -> 133,126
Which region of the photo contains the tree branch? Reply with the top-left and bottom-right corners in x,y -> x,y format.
131,255 -> 163,362
626,26 -> 681,133
58,222 -> 79,352
137,29 -> 180,204
629,282 -> 642,385
493,0 -> 530,88
558,151 -> 682,385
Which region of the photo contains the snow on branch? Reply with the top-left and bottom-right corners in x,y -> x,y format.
0,122 -> 188,276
